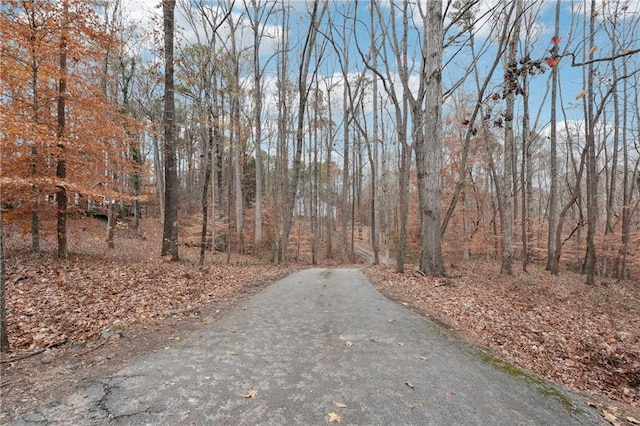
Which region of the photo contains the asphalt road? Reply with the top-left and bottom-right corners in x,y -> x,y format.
14,268 -> 603,425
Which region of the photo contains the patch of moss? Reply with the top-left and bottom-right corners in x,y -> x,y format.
478,351 -> 584,414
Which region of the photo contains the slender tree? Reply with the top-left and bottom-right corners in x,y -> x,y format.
545,0 -> 561,271
499,0 -> 522,275
55,1 -> 69,258
0,209 -> 9,353
277,0 -> 327,263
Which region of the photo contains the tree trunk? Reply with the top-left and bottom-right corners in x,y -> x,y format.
584,0 -> 597,285
0,210 -> 9,352
279,1 -> 326,264
521,59 -> 531,271
161,0 -> 179,260
30,65 -> 40,255
396,145 -> 410,273
499,0 -> 522,275
550,146 -> 587,275
546,0 -> 561,271
369,1 -> 379,265
107,201 -> 116,249
416,0 -> 445,277
617,60 -> 633,280
56,9 -> 68,259
251,0 -> 264,256
341,75 -> 350,263
31,149 -> 40,256
199,105 -> 214,265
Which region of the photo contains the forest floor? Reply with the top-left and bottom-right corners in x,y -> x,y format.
364,262 -> 640,426
1,215 -> 639,424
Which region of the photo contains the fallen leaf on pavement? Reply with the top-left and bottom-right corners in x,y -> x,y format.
244,390 -> 258,398
328,412 -> 341,423
334,402 -> 347,408
603,411 -> 620,425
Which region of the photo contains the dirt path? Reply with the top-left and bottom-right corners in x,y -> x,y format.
11,269 -> 602,425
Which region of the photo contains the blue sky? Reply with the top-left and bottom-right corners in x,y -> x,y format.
121,0 -> 640,142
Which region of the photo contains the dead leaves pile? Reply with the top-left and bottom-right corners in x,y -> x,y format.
4,254 -> 290,352
365,262 -> 640,415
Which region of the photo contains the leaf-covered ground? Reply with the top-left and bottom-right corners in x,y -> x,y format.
2,215 -> 639,424
364,262 -> 640,425
0,216 -> 294,421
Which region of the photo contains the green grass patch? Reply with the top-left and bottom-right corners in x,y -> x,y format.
478,351 -> 584,414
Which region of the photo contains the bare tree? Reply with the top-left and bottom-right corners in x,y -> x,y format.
499,0 -> 523,275
545,0 -> 561,271
161,0 -> 179,260
276,0 -> 327,263
244,0 -> 277,256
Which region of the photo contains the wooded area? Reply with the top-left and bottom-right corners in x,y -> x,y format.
1,0 -> 639,365
4,0 -> 639,272
1,1 -> 640,421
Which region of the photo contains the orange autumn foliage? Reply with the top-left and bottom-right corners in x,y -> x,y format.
0,1 -> 143,228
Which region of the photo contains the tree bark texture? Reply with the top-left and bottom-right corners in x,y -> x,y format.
161,0 -> 179,260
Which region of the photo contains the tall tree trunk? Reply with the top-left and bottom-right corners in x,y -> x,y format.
250,0 -> 264,256
546,0 -> 561,271
56,2 -> 68,258
521,54 -> 531,272
618,60 -> 633,279
584,0 -> 597,285
0,210 -> 9,353
199,103 -> 214,265
325,87 -> 335,259
279,0 -> 326,264
394,0 -> 411,273
369,1 -> 379,265
500,0 -> 522,275
161,0 -> 179,260
341,76 -> 351,262
273,1 -> 289,264
30,56 -> 40,256
396,144 -> 410,273
416,0 -> 445,277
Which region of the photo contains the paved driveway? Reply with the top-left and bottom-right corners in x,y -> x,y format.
15,269 -> 602,425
